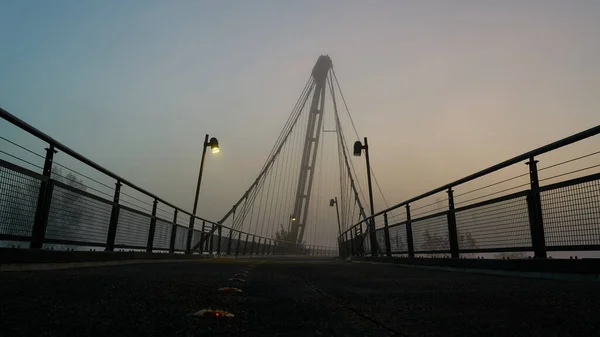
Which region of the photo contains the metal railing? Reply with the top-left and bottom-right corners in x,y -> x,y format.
339,125 -> 600,259
0,107 -> 337,256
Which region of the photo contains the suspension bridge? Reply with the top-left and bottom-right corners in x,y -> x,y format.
1,56 -> 599,336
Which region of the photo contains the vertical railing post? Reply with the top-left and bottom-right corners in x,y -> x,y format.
447,188 -> 459,258
216,224 -> 222,255
169,210 -> 178,254
268,239 -> 272,255
345,233 -> 351,257
350,230 -> 355,256
235,231 -> 242,256
226,229 -> 233,255
383,212 -> 391,257
186,217 -> 195,255
406,204 -> 414,258
527,156 -> 547,259
250,236 -> 256,255
261,238 -> 267,255
357,223 -> 364,256
209,223 -> 215,254
105,180 -> 122,251
242,233 -> 249,255
146,199 -> 158,253
200,221 -> 206,254
30,145 -> 57,249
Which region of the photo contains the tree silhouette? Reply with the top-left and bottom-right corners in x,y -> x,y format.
421,229 -> 478,257
0,166 -> 87,249
272,224 -> 307,254
392,233 -> 405,252
45,167 -> 87,249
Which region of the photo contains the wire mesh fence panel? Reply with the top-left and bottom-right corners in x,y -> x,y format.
220,229 -> 232,254
115,207 -> 151,248
255,241 -> 262,255
455,194 -> 531,251
375,228 -> 386,251
230,232 -> 238,255
0,164 -> 40,239
211,229 -> 219,250
153,218 -> 172,250
174,225 -> 188,251
46,183 -> 112,246
191,229 -> 202,249
362,232 -> 370,254
388,222 -> 408,253
412,213 -> 449,253
541,177 -> 600,248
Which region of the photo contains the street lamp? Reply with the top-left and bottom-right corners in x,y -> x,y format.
330,197 -> 344,258
187,134 -> 220,254
353,137 -> 377,257
288,214 -> 296,233
329,197 -> 342,238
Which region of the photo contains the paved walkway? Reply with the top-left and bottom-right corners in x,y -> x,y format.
1,257 -> 598,336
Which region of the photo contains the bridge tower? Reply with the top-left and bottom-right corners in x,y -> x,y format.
288,55 -> 332,244
193,55 -> 370,255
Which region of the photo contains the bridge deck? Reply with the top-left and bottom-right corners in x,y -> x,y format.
1,258 -> 597,336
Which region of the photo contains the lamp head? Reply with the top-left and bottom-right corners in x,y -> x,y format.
353,141 -> 362,156
329,198 -> 335,207
209,137 -> 220,153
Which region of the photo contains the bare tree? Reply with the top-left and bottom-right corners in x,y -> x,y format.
272,224 -> 306,254
0,165 -> 87,249
421,229 -> 478,257
46,167 -> 88,246
392,233 -> 405,252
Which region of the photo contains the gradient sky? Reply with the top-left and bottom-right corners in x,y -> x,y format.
1,0 -> 599,230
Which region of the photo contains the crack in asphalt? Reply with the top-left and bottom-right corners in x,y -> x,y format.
304,282 -> 410,337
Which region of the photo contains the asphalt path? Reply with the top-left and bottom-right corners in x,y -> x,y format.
1,257 -> 598,337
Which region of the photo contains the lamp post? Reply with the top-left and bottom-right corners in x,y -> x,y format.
329,197 -> 342,238
330,197 -> 343,258
187,134 -> 220,254
287,214 -> 296,233
353,137 -> 377,257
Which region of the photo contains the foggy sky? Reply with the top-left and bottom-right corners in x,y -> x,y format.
1,0 -> 599,228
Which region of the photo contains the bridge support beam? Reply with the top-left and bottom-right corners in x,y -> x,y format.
406,204 -> 414,258
169,210 -> 178,254
209,223 -> 215,254
289,56 -> 332,245
146,199 -> 158,253
527,157 -> 547,259
30,145 -> 56,250
216,224 -> 222,255
447,188 -> 459,259
235,231 -> 242,256
106,181 -> 122,251
383,212 -> 391,257
226,229 -> 233,255
242,234 -> 249,255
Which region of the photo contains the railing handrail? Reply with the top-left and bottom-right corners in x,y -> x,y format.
0,107 -> 216,224
1,107 -> 338,250
342,124 -> 600,236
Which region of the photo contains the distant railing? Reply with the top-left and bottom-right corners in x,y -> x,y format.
0,107 -> 336,256
339,125 -> 600,259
